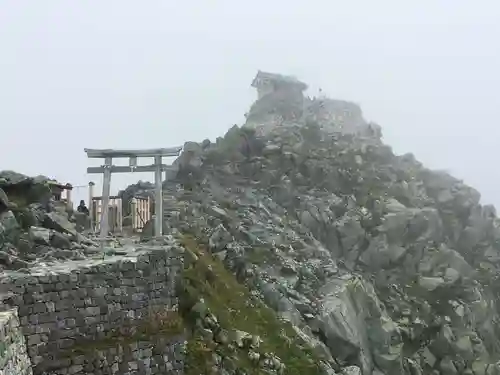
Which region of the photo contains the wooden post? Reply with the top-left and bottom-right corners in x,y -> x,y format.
131,198 -> 137,232
100,157 -> 112,238
117,197 -> 123,233
66,186 -> 72,210
154,155 -> 163,237
88,182 -> 95,231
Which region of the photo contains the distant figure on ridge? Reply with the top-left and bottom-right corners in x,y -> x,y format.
77,199 -> 89,215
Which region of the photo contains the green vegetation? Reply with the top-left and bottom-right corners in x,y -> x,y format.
179,234 -> 325,375
61,308 -> 185,357
2,180 -> 52,208
46,233 -> 327,374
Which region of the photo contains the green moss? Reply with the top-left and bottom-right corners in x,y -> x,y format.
3,181 -> 52,208
185,338 -> 218,372
61,309 -> 184,357
179,235 -> 325,375
7,193 -> 28,208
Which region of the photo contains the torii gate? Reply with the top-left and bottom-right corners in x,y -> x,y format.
84,147 -> 182,238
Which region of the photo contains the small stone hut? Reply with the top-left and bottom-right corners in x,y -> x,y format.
251,70 -> 308,100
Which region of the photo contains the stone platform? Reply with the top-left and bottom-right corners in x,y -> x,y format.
0,241 -> 185,375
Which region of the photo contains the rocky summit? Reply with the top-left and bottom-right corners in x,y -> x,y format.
154,74 -> 500,374
2,72 -> 500,375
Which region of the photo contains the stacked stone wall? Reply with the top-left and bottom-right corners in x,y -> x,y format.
0,245 -> 185,375
304,97 -> 368,135
0,309 -> 32,375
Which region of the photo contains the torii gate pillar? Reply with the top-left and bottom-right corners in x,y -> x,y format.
154,155 -> 163,238
84,147 -> 182,238
101,157 -> 112,237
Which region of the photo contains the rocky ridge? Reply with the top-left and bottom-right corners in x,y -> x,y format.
147,87 -> 500,374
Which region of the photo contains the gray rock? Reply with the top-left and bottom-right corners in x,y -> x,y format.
0,210 -> 21,246
0,187 -> 9,212
43,211 -> 76,237
209,224 -> 232,253
342,366 -> 362,375
49,231 -> 72,249
418,276 -> 445,291
28,226 -> 50,245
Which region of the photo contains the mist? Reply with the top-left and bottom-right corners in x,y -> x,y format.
1,0 -> 499,206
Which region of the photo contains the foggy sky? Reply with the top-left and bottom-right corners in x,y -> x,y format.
1,1 -> 499,207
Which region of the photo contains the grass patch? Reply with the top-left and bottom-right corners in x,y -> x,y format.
179,235 -> 325,375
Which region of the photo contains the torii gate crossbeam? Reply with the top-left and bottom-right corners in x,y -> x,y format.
84,147 -> 182,238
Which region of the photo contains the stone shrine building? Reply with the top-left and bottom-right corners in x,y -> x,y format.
251,70 -> 308,100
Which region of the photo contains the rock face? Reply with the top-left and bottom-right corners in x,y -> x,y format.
141,76 -> 500,374
304,97 -> 373,136
245,71 -> 308,136
0,309 -> 32,375
0,171 -> 98,271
